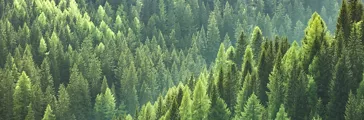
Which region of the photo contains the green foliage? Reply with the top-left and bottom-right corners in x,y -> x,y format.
42,104 -> 55,120
94,88 -> 116,120
241,93 -> 264,120
192,75 -> 210,120
67,65 -> 91,120
179,86 -> 192,120
275,104 -> 290,120
13,72 -> 32,120
0,0 -> 362,120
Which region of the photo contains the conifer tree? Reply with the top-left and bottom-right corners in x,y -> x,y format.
275,104 -> 290,120
42,104 -> 55,120
206,11 -> 221,63
234,29 -> 248,69
94,88 -> 116,120
55,84 -> 72,120
25,103 -> 35,120
327,55 -> 353,120
302,12 -> 330,72
192,76 -> 210,120
336,0 -> 351,40
240,46 -> 255,87
67,65 -> 91,120
241,93 -> 264,120
267,56 -> 285,120
0,54 -> 16,119
251,27 -> 264,59
179,86 -> 192,120
13,72 -> 33,120
208,84 -> 231,120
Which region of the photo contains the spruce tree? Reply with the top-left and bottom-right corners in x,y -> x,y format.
241,93 -> 264,120
67,65 -> 91,120
192,76 -> 210,120
42,104 -> 55,120
13,72 -> 33,120
275,104 -> 290,120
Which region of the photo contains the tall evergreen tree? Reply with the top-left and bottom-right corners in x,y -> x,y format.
250,27 -> 264,59
206,11 -> 221,63
13,72 -> 33,120
94,88 -> 116,120
241,93 -> 264,120
234,30 -> 248,69
275,104 -> 290,120
42,104 -> 55,120
67,65 -> 91,120
55,84 -> 73,120
327,55 -> 353,120
192,76 -> 210,120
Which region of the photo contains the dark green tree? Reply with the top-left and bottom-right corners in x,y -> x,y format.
67,65 -> 91,120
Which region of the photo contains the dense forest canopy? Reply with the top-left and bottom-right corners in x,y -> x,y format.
1,0 -> 364,120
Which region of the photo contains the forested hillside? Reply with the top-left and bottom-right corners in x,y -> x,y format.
0,0 -> 364,120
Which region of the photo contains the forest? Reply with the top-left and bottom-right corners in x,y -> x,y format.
0,0 -> 364,120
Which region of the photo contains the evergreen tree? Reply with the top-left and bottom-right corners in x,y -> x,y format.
234,30 -> 248,69
241,93 -> 264,120
257,43 -> 274,106
302,12 -> 330,72
121,61 -> 139,116
275,104 -> 290,120
42,104 -> 55,120
336,0 -> 351,40
0,54 -> 16,120
208,84 -> 231,120
192,76 -> 210,120
250,26 -> 264,59
94,88 -> 116,120
206,11 -> 221,63
55,84 -> 72,120
327,55 -> 353,120
240,46 -> 255,87
25,103 -> 35,120
13,72 -> 33,120
267,55 -> 285,120
179,86 -> 192,120
67,65 -> 91,120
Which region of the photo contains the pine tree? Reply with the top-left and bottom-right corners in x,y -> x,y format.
13,72 -> 33,120
302,12 -> 330,72
206,11 -> 221,63
240,46 -> 255,87
282,42 -> 308,120
327,55 -> 353,120
25,103 -> 35,120
275,104 -> 290,120
94,88 -> 116,120
250,26 -> 264,59
336,0 -> 351,40
67,65 -> 91,120
42,104 -> 55,120
121,61 -> 139,116
241,93 -> 264,120
257,44 -> 274,106
192,76 -> 210,120
223,62 -> 238,111
208,84 -> 231,120
0,54 -> 16,119
267,56 -> 285,120
138,102 -> 156,120
234,30 -> 248,69
55,84 -> 72,120
348,0 -> 363,23
179,86 -> 192,120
